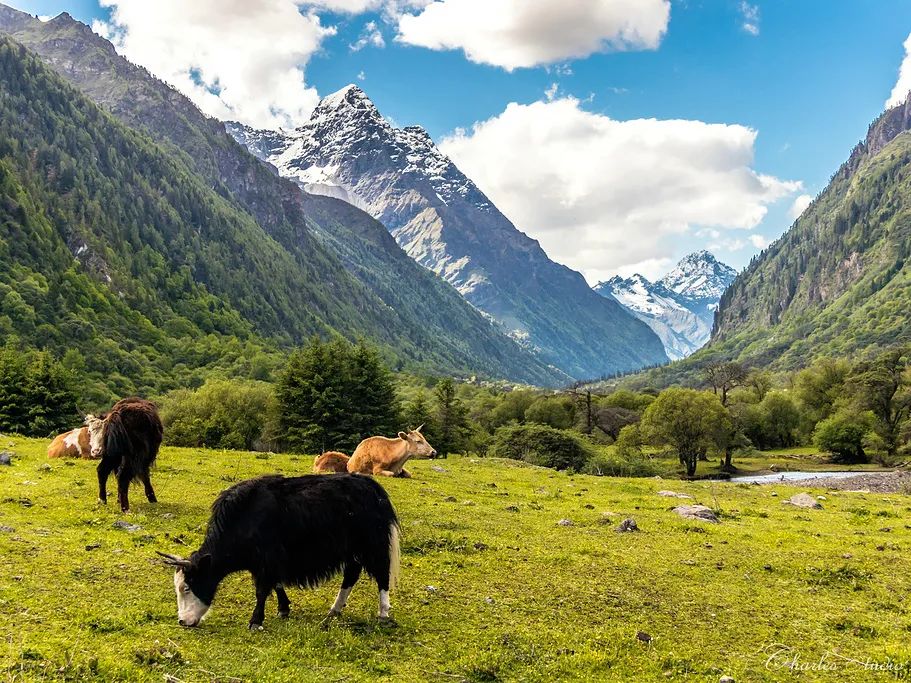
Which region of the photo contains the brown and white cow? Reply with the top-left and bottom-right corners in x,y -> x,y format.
346,426 -> 438,478
47,427 -> 95,459
313,451 -> 350,474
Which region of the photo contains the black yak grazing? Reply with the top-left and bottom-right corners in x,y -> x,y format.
158,474 -> 400,630
86,397 -> 163,512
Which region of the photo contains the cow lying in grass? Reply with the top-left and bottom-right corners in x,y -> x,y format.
346,426 -> 438,478
313,450 -> 350,473
159,473 -> 400,630
47,427 -> 94,459
86,397 -> 163,512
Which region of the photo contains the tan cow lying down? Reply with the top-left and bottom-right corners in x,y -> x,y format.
47,427 -> 95,459
346,427 -> 438,478
313,451 -> 350,473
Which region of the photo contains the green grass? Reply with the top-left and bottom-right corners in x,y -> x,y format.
2,438 -> 911,682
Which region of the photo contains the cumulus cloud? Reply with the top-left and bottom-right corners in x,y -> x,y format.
788,193 -> 813,221
350,20 -> 385,50
94,1 -> 336,129
739,2 -> 759,36
887,33 -> 911,108
749,234 -> 769,249
396,0 -> 670,70
440,97 -> 801,284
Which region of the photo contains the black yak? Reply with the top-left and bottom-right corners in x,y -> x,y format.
158,474 -> 400,630
86,397 -> 163,513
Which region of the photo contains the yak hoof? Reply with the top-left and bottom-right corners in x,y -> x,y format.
320,610 -> 341,630
248,623 -> 264,632
378,616 -> 398,628
279,609 -> 290,619
97,498 -> 107,505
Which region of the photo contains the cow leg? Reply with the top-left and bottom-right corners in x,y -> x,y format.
375,469 -> 397,477
140,471 -> 157,503
275,585 -> 291,618
96,457 -> 117,504
116,472 -> 131,513
249,577 -> 272,631
394,469 -> 412,479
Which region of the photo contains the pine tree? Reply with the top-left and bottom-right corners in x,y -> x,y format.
434,378 -> 468,455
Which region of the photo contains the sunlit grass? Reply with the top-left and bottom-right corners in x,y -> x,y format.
1,437 -> 910,681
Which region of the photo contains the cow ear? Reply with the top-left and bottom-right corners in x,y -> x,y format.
398,431 -> 409,441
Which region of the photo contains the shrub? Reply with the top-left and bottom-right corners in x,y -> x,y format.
582,450 -> 671,478
160,379 -> 278,451
487,423 -> 592,471
0,347 -> 79,436
813,411 -> 875,463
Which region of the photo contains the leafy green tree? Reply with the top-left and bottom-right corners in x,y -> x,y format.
434,378 -> 469,455
601,389 -> 655,413
525,396 -> 575,429
640,388 -> 732,476
277,338 -> 398,453
848,348 -> 911,457
488,423 -> 591,471
814,411 -> 875,463
704,361 -> 748,406
160,379 -> 278,451
758,391 -> 801,448
794,358 -> 851,430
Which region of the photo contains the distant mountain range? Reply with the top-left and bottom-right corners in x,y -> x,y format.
594,251 -> 737,360
0,5 -> 571,390
227,84 -> 668,380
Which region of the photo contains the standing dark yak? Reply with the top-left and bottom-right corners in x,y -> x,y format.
85,397 -> 163,512
158,474 -> 401,630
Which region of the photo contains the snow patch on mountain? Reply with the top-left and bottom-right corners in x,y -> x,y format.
595,251 -> 737,360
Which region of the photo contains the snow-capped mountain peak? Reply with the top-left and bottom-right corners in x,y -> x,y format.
594,251 -> 737,360
660,249 -> 737,301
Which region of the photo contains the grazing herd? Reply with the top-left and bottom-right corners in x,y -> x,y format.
47,397 -> 435,629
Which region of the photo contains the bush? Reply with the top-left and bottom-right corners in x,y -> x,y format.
582,450 -> 671,477
487,423 -> 592,471
813,411 -> 875,463
160,379 -> 278,451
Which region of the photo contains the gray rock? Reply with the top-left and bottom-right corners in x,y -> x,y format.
720,676 -> 735,683
616,518 -> 639,533
0,451 -> 13,465
673,505 -> 719,523
431,465 -> 446,473
0,525 -> 13,533
112,521 -> 142,532
784,493 -> 822,509
557,518 -> 574,527
657,490 -> 693,499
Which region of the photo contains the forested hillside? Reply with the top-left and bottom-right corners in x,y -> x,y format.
0,36 -> 558,410
615,99 -> 911,389
0,5 -> 568,395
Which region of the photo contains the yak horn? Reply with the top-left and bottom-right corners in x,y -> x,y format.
156,550 -> 190,567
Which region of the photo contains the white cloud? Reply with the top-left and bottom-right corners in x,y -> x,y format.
887,33 -> 911,108
94,1 -> 336,129
440,97 -> 801,284
357,70 -> 367,81
788,193 -> 813,221
396,0 -> 670,70
749,234 -> 769,249
739,2 -> 759,36
350,20 -> 386,50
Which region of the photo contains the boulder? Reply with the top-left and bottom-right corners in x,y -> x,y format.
673,505 -> 719,523
616,518 -> 639,533
783,493 -> 822,509
0,451 -> 13,465
657,490 -> 694,499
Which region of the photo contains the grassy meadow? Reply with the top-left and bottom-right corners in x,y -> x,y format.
2,438 -> 910,682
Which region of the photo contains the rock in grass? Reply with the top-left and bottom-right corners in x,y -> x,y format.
431,465 -> 446,473
673,505 -> 719,523
557,518 -> 574,527
784,493 -> 822,509
112,521 -> 142,532
720,676 -> 735,683
657,490 -> 693,499
616,518 -> 639,533
636,630 -> 652,643
0,525 -> 13,533
0,451 -> 13,465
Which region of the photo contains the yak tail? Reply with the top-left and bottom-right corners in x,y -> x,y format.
388,522 -> 401,591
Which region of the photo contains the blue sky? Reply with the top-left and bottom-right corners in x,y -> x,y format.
10,0 -> 911,282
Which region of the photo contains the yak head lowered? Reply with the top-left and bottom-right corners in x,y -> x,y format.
157,552 -> 217,627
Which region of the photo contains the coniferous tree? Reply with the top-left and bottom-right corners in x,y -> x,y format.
434,378 -> 468,455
